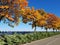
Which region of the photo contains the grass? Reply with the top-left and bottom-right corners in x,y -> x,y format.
0,32 -> 60,45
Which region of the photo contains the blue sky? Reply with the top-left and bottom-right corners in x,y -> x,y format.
0,0 -> 60,31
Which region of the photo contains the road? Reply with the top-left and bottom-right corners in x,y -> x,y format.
23,34 -> 60,45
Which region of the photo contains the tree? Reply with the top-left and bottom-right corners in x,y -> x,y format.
0,0 -> 60,32
44,13 -> 60,32
0,0 -> 28,27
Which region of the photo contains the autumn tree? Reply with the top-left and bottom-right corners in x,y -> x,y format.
0,0 -> 60,32
0,0 -> 28,27
44,13 -> 60,32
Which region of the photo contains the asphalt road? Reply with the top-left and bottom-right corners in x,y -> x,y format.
24,34 -> 60,45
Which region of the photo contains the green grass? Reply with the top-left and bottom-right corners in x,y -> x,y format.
0,32 -> 60,45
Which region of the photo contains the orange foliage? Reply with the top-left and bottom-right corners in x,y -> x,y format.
0,0 -> 60,30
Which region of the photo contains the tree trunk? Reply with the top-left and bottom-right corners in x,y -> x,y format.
34,25 -> 36,33
53,30 -> 55,33
53,28 -> 55,33
56,30 -> 57,32
45,28 -> 48,33
46,29 -> 47,33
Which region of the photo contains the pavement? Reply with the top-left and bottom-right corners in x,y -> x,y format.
23,34 -> 60,45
